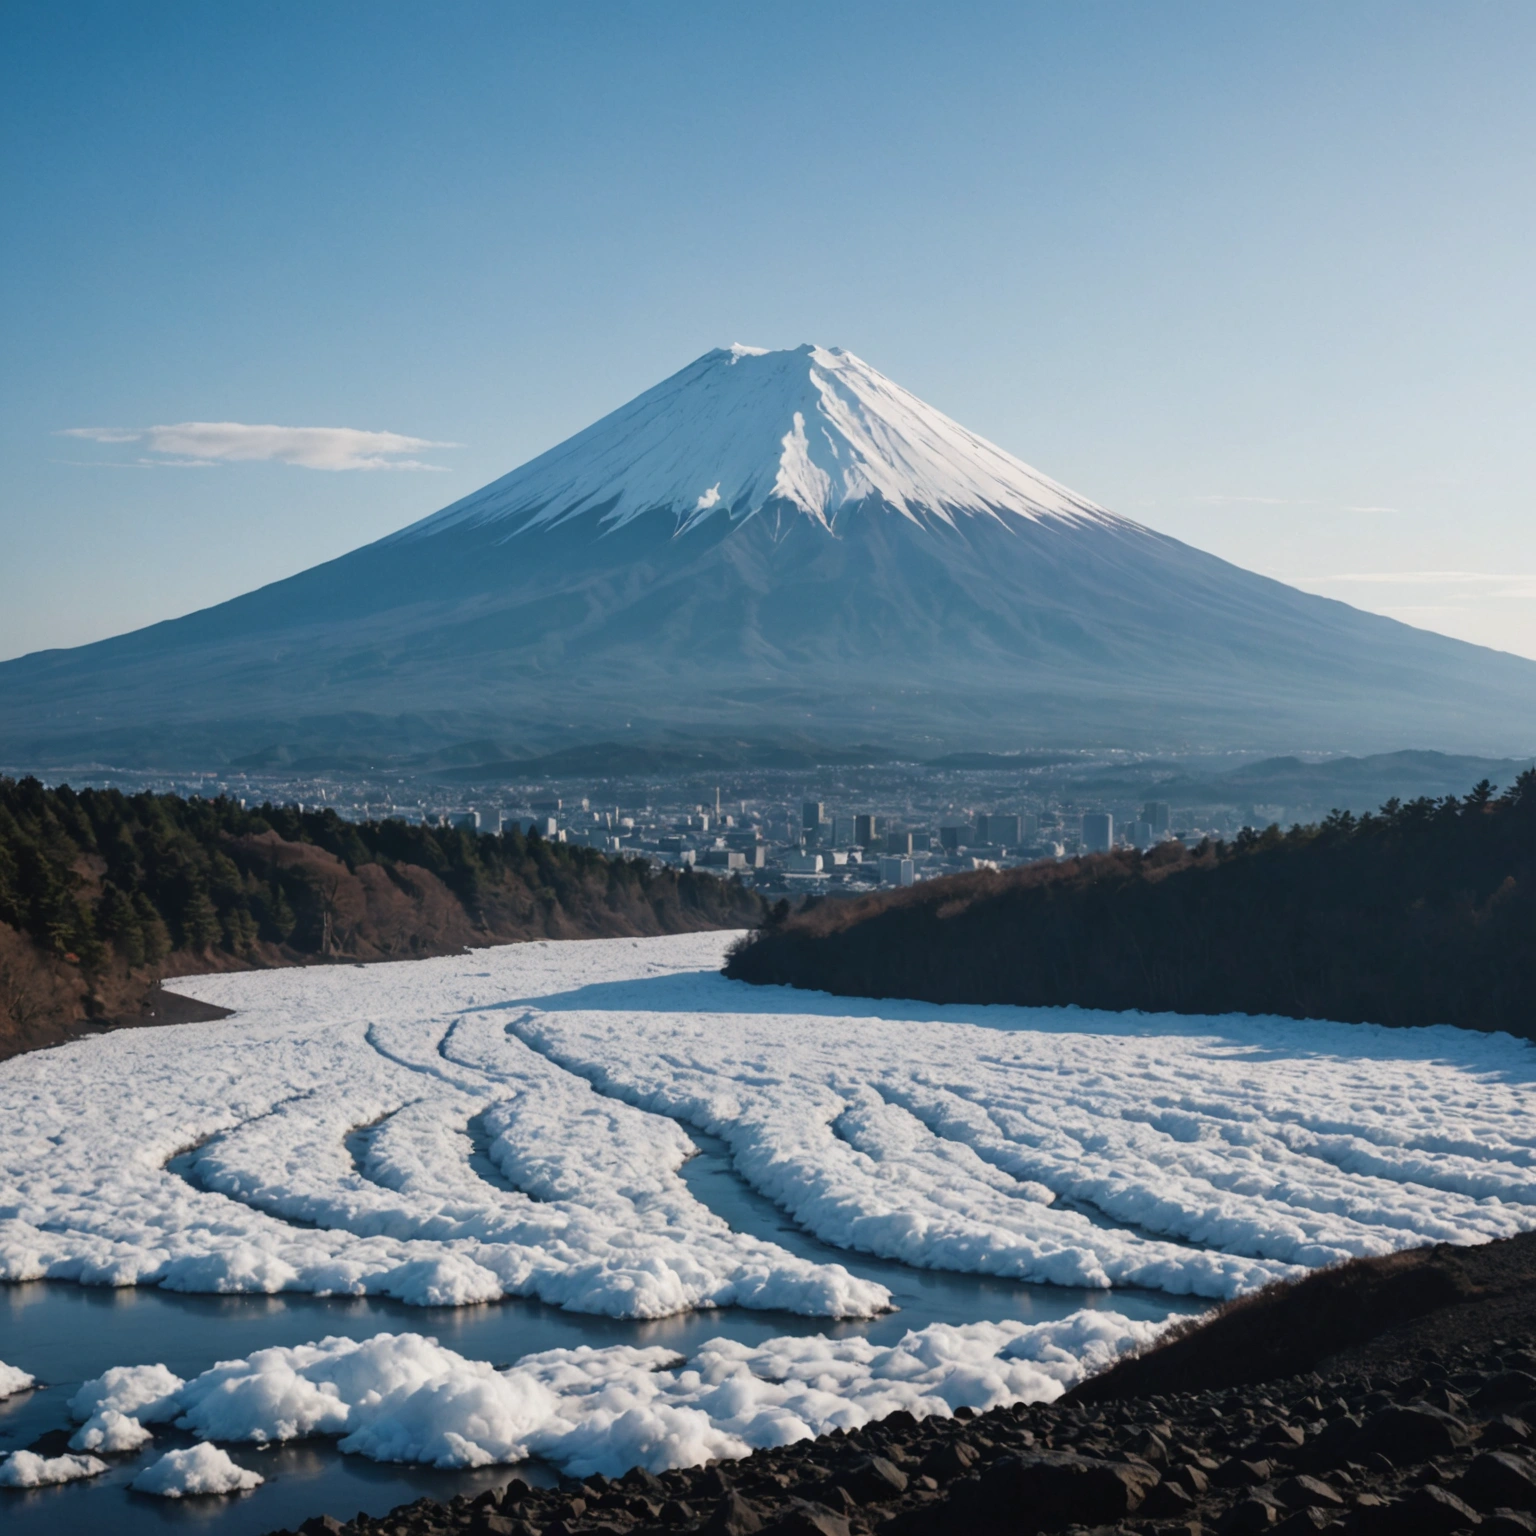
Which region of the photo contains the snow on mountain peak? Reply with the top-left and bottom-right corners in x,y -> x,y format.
396,343 -> 1120,544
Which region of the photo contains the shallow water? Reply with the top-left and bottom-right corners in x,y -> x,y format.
0,1132 -> 1199,1535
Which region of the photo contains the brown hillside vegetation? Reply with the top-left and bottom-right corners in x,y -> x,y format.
0,778 -> 764,1060
726,774 -> 1536,1039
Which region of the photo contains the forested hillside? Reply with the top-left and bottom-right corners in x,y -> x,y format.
0,777 -> 763,1058
727,773 -> 1536,1039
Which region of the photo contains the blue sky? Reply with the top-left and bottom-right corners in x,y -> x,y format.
3,2 -> 1533,661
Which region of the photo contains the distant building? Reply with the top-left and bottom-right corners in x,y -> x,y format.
977,812 -> 1023,846
878,856 -> 916,886
1127,819 -> 1155,849
784,851 -> 824,874
854,813 -> 879,845
1081,812 -> 1114,853
448,810 -> 480,831
885,829 -> 914,857
802,801 -> 824,833
832,814 -> 856,846
938,825 -> 964,852
1142,801 -> 1171,834
700,848 -> 746,870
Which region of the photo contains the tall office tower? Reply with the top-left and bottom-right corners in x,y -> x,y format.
1142,801 -> 1171,834
1082,812 -> 1114,853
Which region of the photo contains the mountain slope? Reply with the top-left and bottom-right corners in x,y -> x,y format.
5,344 -> 1536,764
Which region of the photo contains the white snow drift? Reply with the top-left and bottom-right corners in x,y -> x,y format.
0,1451 -> 108,1487
130,1443 -> 263,1497
0,1358 -> 35,1397
63,1312 -> 1161,1479
4,934 -> 1536,1321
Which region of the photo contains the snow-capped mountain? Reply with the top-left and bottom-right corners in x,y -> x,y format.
395,343 -> 1113,540
5,343 -> 1536,766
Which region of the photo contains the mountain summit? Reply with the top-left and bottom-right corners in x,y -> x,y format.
6,344 -> 1536,766
394,343 -> 1112,541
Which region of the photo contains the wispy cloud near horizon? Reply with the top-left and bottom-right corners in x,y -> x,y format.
59,421 -> 459,471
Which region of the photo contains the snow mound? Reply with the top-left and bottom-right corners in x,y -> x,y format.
130,1443 -> 263,1497
0,1359 -> 35,1397
0,1450 -> 108,1487
69,1408 -> 153,1453
69,1362 -> 186,1422
89,1311 -> 1164,1478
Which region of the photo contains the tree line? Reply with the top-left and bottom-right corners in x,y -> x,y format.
0,777 -> 764,1049
726,772 -> 1536,1039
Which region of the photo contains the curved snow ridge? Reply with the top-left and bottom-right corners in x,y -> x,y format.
389,344 -> 1123,545
482,934 -> 1536,1294
0,952 -> 885,1320
506,1017 -> 1296,1300
68,1313 -> 1164,1479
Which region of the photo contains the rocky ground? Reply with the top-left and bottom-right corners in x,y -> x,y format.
270,1234 -> 1536,1536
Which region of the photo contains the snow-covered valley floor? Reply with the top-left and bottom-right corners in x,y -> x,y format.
4,931 -> 1536,1498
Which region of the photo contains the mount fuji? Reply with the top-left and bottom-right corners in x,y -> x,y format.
7,343 -> 1536,766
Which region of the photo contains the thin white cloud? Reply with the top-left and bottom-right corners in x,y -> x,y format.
57,421 -> 458,471
59,427 -> 142,444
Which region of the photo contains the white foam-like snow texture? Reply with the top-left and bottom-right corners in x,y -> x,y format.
390,345 -> 1119,543
0,1451 -> 108,1487
90,1313 -> 1162,1477
69,1408 -> 154,1453
69,1362 -> 186,1422
5,933 -> 1536,1318
0,1358 -> 35,1397
130,1443 -> 263,1497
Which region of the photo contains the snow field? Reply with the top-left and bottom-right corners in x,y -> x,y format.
4,933 -> 1536,1322
6,932 -> 1536,1483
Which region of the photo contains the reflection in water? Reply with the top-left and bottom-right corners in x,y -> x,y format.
0,1130 -> 1200,1536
